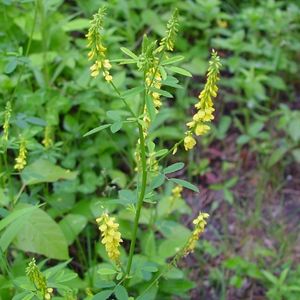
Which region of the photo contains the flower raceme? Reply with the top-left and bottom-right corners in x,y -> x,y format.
96,213 -> 123,263
86,7 -> 112,82
14,138 -> 27,171
184,50 -> 221,151
183,212 -> 209,255
157,9 -> 179,52
26,258 -> 53,300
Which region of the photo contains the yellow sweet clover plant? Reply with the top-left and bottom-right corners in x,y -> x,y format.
85,6 -> 220,297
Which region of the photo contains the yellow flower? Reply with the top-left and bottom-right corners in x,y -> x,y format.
86,7 -> 113,81
14,138 -> 27,171
184,212 -> 209,255
171,185 -> 183,199
195,123 -> 210,136
96,213 -> 123,263
184,135 -> 196,151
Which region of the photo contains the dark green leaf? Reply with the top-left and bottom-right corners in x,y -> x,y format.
162,55 -> 185,65
92,290 -> 114,300
83,124 -> 111,137
145,94 -> 156,121
167,66 -> 192,77
14,204 -> 69,260
120,47 -> 138,59
151,174 -> 165,189
149,87 -> 173,98
21,159 -> 78,185
163,162 -> 184,174
114,286 -> 129,300
110,121 -> 123,133
169,178 -> 199,192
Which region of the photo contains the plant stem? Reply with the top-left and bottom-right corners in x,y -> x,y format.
109,81 -> 136,118
125,124 -> 147,278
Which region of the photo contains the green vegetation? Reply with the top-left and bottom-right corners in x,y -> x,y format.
0,1 -> 299,299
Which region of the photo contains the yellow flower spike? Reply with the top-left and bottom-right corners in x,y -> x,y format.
184,212 -> 209,256
158,9 -> 179,52
14,138 -> 27,171
184,50 -> 221,150
96,213 -> 123,263
86,7 -> 113,81
2,101 -> 12,141
26,258 -> 52,299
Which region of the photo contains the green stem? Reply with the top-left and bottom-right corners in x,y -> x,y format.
156,138 -> 184,164
125,124 -> 147,278
109,81 -> 136,118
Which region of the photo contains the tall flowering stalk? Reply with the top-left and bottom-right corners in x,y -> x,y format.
86,7 -> 217,286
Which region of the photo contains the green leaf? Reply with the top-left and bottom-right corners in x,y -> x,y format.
98,267 -> 117,276
63,18 -> 90,31
141,231 -> 156,258
167,66 -> 192,77
268,147 -> 288,168
163,162 -> 184,174
122,86 -> 144,98
0,213 -> 30,251
288,118 -> 300,142
21,159 -> 78,185
114,286 -> 129,300
158,237 -> 187,259
110,121 -> 123,133
14,204 -> 69,260
160,279 -> 195,295
261,270 -> 278,285
149,87 -> 173,98
248,122 -> 264,136
292,149 -> 300,162
108,170 -> 127,188
145,94 -> 156,121
120,47 -> 138,59
151,174 -> 165,189
162,55 -> 185,66
224,189 -> 234,204
236,135 -> 250,145
83,124 -> 111,137
92,290 -> 114,300
169,178 -> 199,192
0,206 -> 37,232
5,59 -> 17,74
59,214 -> 87,245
